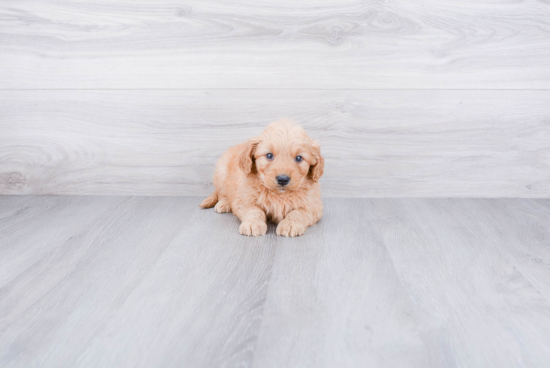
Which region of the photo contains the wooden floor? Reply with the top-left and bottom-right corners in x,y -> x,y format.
1,196 -> 550,367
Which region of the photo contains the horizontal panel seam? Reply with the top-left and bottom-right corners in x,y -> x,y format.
2,89 -> 550,91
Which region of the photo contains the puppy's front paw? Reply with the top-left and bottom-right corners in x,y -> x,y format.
214,201 -> 231,213
276,219 -> 305,237
239,221 -> 267,236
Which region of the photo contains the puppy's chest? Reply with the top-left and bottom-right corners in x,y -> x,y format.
257,192 -> 301,223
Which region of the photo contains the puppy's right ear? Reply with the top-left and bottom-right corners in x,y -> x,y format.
239,139 -> 258,175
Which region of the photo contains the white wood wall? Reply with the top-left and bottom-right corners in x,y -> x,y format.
1,0 -> 549,197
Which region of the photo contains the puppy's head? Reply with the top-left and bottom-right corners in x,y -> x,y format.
240,119 -> 324,192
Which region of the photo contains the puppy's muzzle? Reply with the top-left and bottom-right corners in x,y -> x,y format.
276,175 -> 290,186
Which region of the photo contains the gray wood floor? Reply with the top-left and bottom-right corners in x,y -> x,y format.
1,196 -> 550,367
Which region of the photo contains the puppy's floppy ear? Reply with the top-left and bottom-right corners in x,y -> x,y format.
308,140 -> 324,182
239,138 -> 259,175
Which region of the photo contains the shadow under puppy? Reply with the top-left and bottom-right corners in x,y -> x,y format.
200,119 -> 324,237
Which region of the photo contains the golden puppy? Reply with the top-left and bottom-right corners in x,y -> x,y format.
200,119 -> 324,237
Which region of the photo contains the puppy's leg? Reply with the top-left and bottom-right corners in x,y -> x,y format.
276,210 -> 314,237
199,192 -> 218,208
214,197 -> 231,213
235,206 -> 268,236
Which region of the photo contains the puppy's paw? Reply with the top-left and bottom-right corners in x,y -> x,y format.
214,201 -> 231,213
276,219 -> 305,237
239,221 -> 267,236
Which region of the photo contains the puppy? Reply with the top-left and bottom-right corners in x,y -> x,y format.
200,119 -> 324,237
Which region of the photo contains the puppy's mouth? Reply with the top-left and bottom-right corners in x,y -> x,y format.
273,182 -> 293,193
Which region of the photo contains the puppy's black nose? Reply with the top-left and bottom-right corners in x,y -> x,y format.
276,175 -> 290,186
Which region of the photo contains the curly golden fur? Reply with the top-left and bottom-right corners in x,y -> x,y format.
200,119 -> 324,237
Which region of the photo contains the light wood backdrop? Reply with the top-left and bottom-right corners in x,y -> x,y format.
1,0 -> 549,197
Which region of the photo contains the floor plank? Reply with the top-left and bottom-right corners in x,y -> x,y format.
0,196 -> 125,287
0,197 -> 193,366
0,197 -> 277,367
461,199 -> 550,303
367,198 -> 550,367
0,196 -> 38,220
252,198 -> 435,367
1,196 -> 550,367
75,203 -> 277,368
1,90 -> 549,197
2,0 -> 550,89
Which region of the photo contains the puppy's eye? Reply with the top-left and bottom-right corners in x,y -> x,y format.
295,155 -> 303,163
266,153 -> 274,160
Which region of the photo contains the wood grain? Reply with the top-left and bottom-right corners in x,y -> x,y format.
1,90 -> 549,197
0,196 -> 277,367
75,202 -> 277,368
1,0 -> 550,89
253,198 -> 434,367
0,196 -> 122,286
365,198 -> 550,368
1,196 -> 550,366
461,199 -> 550,303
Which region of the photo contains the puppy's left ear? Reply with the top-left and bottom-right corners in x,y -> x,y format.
239,138 -> 259,175
308,140 -> 324,182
